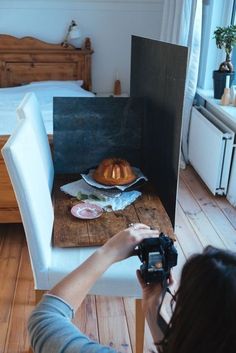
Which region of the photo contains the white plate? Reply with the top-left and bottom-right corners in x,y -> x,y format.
71,203 -> 103,219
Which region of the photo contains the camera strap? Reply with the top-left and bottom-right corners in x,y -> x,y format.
157,279 -> 176,334
156,279 -> 169,334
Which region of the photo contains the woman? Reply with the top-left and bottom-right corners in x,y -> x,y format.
139,244 -> 236,353
28,223 -> 236,353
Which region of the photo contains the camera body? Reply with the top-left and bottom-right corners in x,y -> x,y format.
136,233 -> 178,283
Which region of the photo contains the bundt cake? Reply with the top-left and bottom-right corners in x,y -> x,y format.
93,158 -> 137,186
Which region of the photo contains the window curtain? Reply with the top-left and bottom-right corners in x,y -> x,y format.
160,0 -> 202,167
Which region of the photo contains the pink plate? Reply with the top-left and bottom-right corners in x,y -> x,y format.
71,203 -> 103,220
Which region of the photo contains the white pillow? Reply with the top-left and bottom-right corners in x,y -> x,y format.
27,80 -> 83,87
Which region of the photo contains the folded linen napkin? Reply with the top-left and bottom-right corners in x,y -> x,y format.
60,178 -> 141,211
60,179 -> 121,200
83,190 -> 141,212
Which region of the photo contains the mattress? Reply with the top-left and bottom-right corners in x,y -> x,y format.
0,80 -> 94,135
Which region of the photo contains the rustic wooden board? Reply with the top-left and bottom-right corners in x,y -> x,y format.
133,184 -> 174,238
53,175 -> 174,247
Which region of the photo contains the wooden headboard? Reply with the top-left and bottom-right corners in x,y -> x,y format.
0,34 -> 93,91
0,34 -> 93,223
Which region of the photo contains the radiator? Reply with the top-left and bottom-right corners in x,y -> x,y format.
188,106 -> 235,195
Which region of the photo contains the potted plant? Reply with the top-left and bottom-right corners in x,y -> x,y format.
213,24 -> 236,99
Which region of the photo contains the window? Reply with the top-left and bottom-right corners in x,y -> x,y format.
230,0 -> 236,83
198,0 -> 235,90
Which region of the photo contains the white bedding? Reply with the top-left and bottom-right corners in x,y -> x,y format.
0,81 -> 94,135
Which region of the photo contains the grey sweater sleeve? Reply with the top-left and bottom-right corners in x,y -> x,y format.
28,294 -> 117,353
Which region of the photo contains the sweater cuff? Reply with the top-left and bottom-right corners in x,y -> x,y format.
41,293 -> 75,319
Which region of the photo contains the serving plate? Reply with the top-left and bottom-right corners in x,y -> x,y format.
71,203 -> 103,219
81,167 -> 147,191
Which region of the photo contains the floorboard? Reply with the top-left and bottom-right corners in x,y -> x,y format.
73,295 -> 99,342
181,167 -> 236,249
4,244 -> 34,353
0,225 -> 24,353
0,166 -> 235,353
178,177 -> 227,249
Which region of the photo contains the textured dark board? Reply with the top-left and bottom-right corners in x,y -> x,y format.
53,97 -> 146,174
130,36 -> 188,227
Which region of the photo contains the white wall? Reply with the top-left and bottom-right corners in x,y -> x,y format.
0,0 -> 164,93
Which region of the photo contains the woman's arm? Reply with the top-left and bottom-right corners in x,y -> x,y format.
49,223 -> 159,311
29,224 -> 160,353
28,294 -> 118,353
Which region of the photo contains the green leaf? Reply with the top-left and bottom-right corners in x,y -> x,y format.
76,192 -> 89,200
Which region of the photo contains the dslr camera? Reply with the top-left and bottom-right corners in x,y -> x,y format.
136,233 -> 178,283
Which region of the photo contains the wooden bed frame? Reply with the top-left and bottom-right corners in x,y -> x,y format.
0,34 -> 93,223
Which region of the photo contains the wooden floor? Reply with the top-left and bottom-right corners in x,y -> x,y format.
0,166 -> 236,353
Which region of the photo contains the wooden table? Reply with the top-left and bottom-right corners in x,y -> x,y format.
53,174 -> 174,248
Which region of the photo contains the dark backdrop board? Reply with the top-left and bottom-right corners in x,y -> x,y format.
130,36 -> 188,227
53,97 -> 146,174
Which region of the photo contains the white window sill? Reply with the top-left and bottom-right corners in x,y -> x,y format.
196,88 -> 236,131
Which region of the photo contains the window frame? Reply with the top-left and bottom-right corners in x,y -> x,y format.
230,0 -> 236,82
198,0 -> 235,90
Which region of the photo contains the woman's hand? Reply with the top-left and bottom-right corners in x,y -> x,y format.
137,270 -> 175,314
100,223 -> 159,264
137,270 -> 175,346
137,269 -> 163,314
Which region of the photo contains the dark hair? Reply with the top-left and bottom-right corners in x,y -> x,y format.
161,246 -> 236,353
